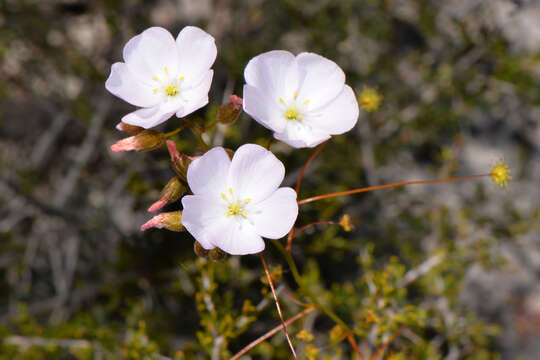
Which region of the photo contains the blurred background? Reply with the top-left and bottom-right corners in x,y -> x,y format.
0,0 -> 539,358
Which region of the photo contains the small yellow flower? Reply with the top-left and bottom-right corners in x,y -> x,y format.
339,214 -> 354,232
490,159 -> 512,188
359,86 -> 382,112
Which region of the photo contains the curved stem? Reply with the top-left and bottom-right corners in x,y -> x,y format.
183,119 -> 210,150
230,307 -> 315,360
292,220 -> 337,239
273,241 -> 351,333
298,174 -> 491,205
286,139 -> 330,251
259,253 -> 297,359
164,123 -> 188,138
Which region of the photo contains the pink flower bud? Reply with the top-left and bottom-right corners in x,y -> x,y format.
230,94 -> 243,106
111,130 -> 164,152
166,140 -> 193,181
147,177 -> 186,213
115,122 -> 144,135
216,95 -> 243,125
140,211 -> 184,232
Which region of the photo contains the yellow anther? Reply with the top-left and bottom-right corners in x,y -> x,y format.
164,66 -> 169,74
229,187 -> 233,194
244,198 -> 251,203
152,76 -> 158,80
179,76 -> 184,81
221,193 -> 227,199
304,99 -> 310,104
279,97 -> 285,103
293,91 -> 297,99
153,88 -> 158,93
165,85 -> 179,97
298,114 -> 303,120
284,108 -> 299,120
242,211 -> 247,217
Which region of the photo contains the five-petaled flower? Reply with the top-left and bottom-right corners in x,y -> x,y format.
181,144 -> 298,255
105,26 -> 217,129
242,50 -> 359,148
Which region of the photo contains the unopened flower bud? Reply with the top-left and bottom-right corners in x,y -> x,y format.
148,177 -> 186,213
166,140 -> 193,182
111,130 -> 164,152
216,95 -> 243,125
115,122 -> 144,135
339,214 -> 354,232
140,211 -> 184,232
208,247 -> 228,261
193,241 -> 210,258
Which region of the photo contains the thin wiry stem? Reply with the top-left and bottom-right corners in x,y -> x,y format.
273,241 -> 366,358
259,253 -> 297,359
183,119 -> 210,150
230,307 -> 315,360
369,325 -> 405,360
298,174 -> 491,205
164,123 -> 189,138
291,220 -> 337,239
286,139 -> 330,251
347,335 -> 366,360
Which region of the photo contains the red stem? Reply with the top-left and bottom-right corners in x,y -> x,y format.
298,174 -> 491,205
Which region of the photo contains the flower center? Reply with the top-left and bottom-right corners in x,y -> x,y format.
151,68 -> 185,99
279,91 -> 308,121
166,85 -> 179,97
221,188 -> 251,218
284,108 -> 299,120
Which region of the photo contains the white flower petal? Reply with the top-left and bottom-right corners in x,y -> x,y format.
105,63 -> 160,107
176,26 -> 217,87
304,85 -> 359,135
176,70 -> 213,118
211,218 -> 265,255
249,187 -> 298,239
228,144 -> 285,202
244,50 -> 299,101
187,147 -> 231,196
181,194 -> 222,250
274,121 -> 331,148
243,84 -> 286,133
296,52 -> 345,111
121,106 -> 177,129
123,27 -> 179,83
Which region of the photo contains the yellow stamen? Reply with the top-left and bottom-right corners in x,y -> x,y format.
152,76 -> 158,80
304,99 -> 310,104
244,198 -> 251,203
221,193 -> 227,199
153,88 -> 158,93
298,114 -> 303,120
490,159 -> 512,188
165,85 -> 179,97
164,66 -> 169,74
179,76 -> 184,81
279,98 -> 285,103
284,109 -> 299,120
293,91 -> 297,99
229,187 -> 233,194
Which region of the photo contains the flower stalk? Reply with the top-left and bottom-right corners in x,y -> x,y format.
298,174 -> 492,205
